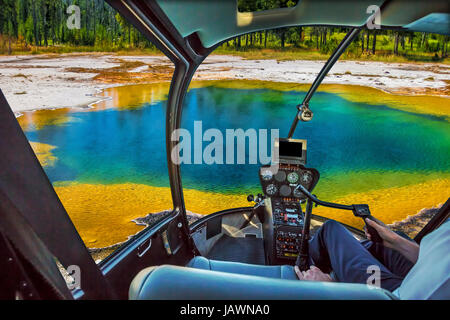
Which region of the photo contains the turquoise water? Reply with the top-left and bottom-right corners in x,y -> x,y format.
23,85 -> 450,197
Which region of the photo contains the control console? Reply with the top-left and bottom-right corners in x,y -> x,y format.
259,138 -> 319,263
271,198 -> 304,260
275,228 -> 303,259
272,198 -> 303,226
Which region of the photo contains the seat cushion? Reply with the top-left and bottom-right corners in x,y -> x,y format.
129,264 -> 396,300
186,256 -> 298,280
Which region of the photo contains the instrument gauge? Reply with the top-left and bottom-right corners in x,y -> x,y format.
287,172 -> 299,184
300,171 -> 312,184
261,169 -> 273,181
293,187 -> 304,198
265,184 -> 277,196
280,185 -> 291,197
274,170 -> 286,182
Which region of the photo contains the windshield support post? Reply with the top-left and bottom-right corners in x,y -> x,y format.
287,27 -> 361,138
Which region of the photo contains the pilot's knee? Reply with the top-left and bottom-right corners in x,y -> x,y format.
323,219 -> 339,228
314,220 -> 343,238
322,219 -> 344,232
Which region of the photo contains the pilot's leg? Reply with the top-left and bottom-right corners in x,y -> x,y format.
362,240 -> 414,278
309,220 -> 404,291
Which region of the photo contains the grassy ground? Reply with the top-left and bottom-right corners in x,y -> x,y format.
0,44 -> 164,56
214,46 -> 450,64
215,31 -> 449,63
1,41 -> 448,64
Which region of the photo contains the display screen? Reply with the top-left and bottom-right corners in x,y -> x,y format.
279,140 -> 303,158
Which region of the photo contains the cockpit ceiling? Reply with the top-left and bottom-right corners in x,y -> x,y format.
155,0 -> 449,48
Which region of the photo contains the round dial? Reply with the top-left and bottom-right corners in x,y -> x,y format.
287,172 -> 299,184
265,184 -> 277,196
274,170 -> 286,182
300,171 -> 312,184
261,169 -> 273,181
293,187 -> 304,198
280,185 -> 291,197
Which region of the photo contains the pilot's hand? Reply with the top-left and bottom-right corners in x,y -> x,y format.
365,218 -> 400,249
295,265 -> 333,282
363,216 -> 387,239
366,216 -> 388,228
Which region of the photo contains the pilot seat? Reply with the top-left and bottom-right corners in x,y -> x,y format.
128,256 -> 396,300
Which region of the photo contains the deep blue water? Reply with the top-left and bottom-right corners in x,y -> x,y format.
23,85 -> 450,196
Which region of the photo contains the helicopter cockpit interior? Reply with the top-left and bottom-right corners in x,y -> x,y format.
126,132 -> 397,300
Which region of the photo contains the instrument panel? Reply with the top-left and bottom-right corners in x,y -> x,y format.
259,164 -> 319,200
271,198 -> 303,227
258,138 -> 319,262
260,163 -> 319,262
269,198 -> 305,260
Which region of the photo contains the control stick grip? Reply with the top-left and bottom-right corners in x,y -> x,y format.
364,216 -> 383,243
352,204 -> 382,243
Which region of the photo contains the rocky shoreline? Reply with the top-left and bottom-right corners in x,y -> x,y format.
389,203 -> 443,238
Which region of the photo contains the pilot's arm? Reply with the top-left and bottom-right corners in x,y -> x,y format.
365,218 -> 420,264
